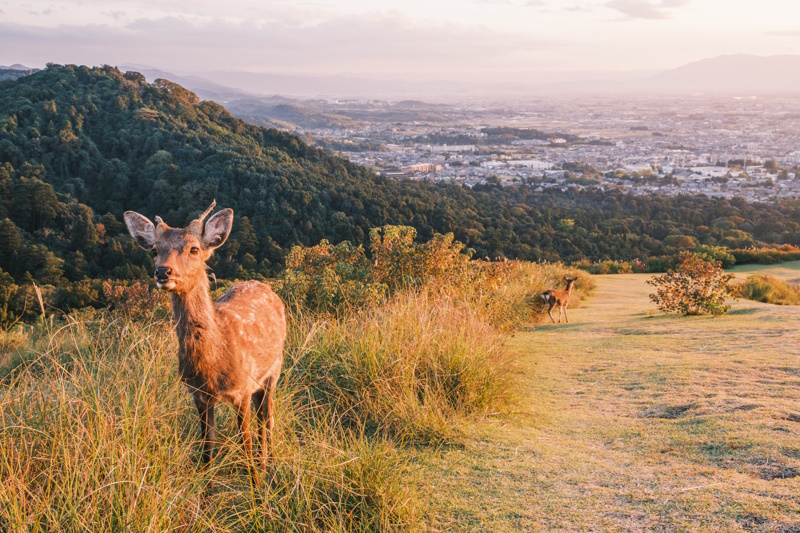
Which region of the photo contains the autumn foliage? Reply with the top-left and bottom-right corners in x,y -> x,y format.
647,253 -> 735,316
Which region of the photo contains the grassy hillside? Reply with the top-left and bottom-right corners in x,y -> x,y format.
418,267 -> 800,531
0,223 -> 592,531
4,238 -> 799,530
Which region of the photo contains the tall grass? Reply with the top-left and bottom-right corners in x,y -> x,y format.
289,292 -> 510,444
0,261 -> 591,531
735,274 -> 800,305
0,316 -> 416,532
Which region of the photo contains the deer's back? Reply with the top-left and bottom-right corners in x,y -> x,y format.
214,280 -> 286,397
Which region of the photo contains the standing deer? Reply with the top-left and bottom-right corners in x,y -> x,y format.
124,201 -> 286,474
541,276 -> 578,324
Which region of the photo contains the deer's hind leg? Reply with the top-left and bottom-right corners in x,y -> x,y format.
264,376 -> 276,464
540,296 -> 550,321
548,299 -> 557,323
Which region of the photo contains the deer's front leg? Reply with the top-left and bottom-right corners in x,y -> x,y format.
235,395 -> 254,457
236,394 -> 258,483
193,394 -> 216,463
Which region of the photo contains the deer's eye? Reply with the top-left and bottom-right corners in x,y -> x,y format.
190,247 -> 199,255
151,248 -> 158,257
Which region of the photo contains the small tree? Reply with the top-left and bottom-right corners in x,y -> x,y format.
647,253 -> 735,316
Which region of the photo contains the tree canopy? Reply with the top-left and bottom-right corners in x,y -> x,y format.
2,64 -> 800,292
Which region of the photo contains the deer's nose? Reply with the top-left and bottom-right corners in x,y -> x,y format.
155,266 -> 172,280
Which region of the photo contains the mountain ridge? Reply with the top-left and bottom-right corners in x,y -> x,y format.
117,55 -> 800,98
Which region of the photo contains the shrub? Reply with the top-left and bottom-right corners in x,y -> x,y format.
0,268 -> 18,328
731,246 -> 800,265
694,245 -> 736,269
663,234 -> 698,250
102,281 -> 169,321
735,275 -> 800,305
276,239 -> 385,313
370,225 -> 473,291
574,259 -> 644,274
53,279 -> 102,314
647,253 -> 735,316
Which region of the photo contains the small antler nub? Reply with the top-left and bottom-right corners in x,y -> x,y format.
198,200 -> 217,223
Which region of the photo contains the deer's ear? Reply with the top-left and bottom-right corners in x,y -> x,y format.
123,211 -> 156,250
203,208 -> 233,250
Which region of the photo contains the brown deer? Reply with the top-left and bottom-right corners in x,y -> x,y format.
124,201 -> 286,474
541,276 -> 578,324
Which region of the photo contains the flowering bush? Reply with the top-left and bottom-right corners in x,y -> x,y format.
647,253 -> 735,316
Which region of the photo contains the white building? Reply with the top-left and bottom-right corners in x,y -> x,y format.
425,144 -> 476,153
506,160 -> 554,170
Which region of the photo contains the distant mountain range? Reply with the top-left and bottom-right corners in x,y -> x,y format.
0,64 -> 39,82
630,55 -> 800,94
116,55 -> 800,99
6,55 -> 798,99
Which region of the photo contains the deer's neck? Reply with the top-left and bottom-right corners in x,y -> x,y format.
171,277 -> 222,374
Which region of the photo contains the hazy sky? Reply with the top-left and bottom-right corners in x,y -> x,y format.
2,0 -> 799,80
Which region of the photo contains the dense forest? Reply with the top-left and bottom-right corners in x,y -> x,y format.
2,64 -> 800,298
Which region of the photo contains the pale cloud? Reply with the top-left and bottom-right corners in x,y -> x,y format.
0,15 -> 559,79
2,0 -> 800,78
475,0 -> 545,6
605,0 -> 690,20
769,29 -> 800,37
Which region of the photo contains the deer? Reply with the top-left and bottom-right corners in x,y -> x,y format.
540,276 -> 578,324
124,201 -> 286,477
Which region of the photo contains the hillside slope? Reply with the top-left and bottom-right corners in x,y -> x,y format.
0,64 -> 494,281
420,270 -> 800,530
2,64 -> 800,289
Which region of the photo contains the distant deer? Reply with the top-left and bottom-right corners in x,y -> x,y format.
541,276 -> 578,324
124,201 -> 286,474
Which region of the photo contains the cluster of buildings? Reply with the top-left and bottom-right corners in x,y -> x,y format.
305,94 -> 800,202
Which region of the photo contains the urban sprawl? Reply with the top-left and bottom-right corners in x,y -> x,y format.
291,94 -> 800,202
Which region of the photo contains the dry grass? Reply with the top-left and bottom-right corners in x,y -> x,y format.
0,314 -> 418,532
735,275 -> 800,306
417,266 -> 800,532
0,261 -> 589,532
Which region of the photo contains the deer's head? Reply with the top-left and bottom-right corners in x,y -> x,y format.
124,201 -> 233,293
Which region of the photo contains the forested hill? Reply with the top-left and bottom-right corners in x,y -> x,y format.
2,64 -> 800,288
